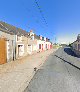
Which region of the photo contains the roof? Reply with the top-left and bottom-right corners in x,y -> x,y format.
34,34 -> 40,40
0,27 -> 14,35
0,21 -> 51,42
0,21 -> 28,36
71,40 -> 78,44
34,35 -> 51,42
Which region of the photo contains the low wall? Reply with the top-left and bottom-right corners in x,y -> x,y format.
71,48 -> 80,57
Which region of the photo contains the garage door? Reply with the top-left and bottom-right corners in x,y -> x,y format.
0,38 -> 7,64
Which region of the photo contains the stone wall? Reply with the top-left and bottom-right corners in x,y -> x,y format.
0,30 -> 14,62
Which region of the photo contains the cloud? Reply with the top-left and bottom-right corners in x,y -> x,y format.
57,36 -> 77,44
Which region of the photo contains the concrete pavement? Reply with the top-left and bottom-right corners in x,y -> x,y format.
56,47 -> 80,70
24,47 -> 80,92
0,48 -> 57,92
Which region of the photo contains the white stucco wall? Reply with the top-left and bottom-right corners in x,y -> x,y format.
45,42 -> 51,49
37,40 -> 46,51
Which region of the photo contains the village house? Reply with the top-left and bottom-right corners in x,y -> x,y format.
0,21 -> 29,63
0,21 -> 52,64
26,30 -> 38,54
37,36 -> 52,52
72,34 -> 80,56
27,30 -> 52,52
0,22 -> 29,59
36,35 -> 47,52
0,23 -> 16,64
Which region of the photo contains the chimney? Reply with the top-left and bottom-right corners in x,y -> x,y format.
42,37 -> 44,40
44,37 -> 46,41
46,38 -> 48,41
39,35 -> 42,40
30,30 -> 34,40
48,39 -> 50,42
30,30 -> 33,36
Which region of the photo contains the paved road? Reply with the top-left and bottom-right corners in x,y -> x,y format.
24,47 -> 80,92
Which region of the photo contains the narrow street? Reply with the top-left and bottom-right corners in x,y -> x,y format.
24,47 -> 80,92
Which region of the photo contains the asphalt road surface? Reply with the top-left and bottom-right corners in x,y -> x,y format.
24,47 -> 80,92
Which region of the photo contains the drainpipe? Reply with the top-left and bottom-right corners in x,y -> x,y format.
13,34 -> 17,60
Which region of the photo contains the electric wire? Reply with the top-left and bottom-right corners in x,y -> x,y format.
34,0 -> 48,27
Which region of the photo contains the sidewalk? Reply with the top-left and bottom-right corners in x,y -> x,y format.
0,48 -> 57,92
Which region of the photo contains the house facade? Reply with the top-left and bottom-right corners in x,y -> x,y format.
0,21 -> 32,58
27,30 -> 52,53
16,35 -> 28,58
0,21 -> 53,64
0,27 -> 16,64
37,36 -> 52,52
26,30 -> 37,54
72,34 -> 80,56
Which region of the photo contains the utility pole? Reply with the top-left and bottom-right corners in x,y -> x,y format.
54,37 -> 57,45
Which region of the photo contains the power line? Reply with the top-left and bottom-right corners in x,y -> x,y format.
21,0 -> 51,38
34,0 -> 48,27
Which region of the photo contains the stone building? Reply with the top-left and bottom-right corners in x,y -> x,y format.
72,34 -> 80,56
0,21 -> 52,64
0,25 -> 15,64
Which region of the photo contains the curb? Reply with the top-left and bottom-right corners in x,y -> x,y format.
18,71 -> 35,92
18,48 -> 58,92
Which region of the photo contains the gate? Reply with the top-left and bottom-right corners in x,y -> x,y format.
0,38 -> 7,64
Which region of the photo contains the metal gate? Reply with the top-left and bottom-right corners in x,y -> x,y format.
0,38 -> 7,64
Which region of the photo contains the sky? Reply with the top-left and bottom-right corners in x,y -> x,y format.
0,0 -> 80,44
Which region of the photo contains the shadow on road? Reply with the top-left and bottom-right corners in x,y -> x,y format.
64,47 -> 78,58
54,55 -> 80,71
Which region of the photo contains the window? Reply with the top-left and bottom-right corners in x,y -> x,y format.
17,36 -> 22,41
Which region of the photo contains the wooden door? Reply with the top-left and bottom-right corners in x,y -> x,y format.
0,38 -> 6,64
